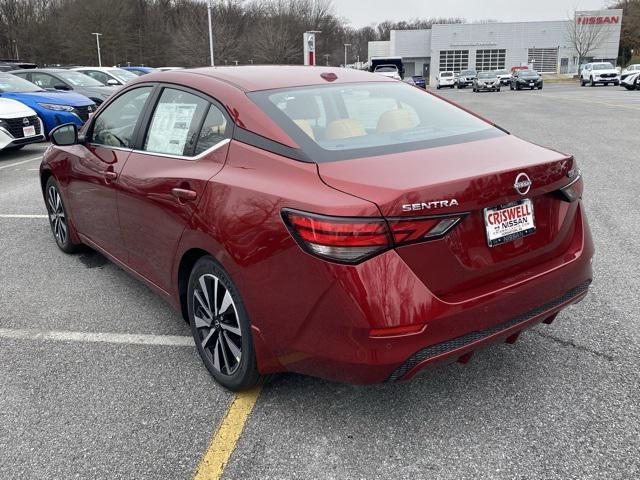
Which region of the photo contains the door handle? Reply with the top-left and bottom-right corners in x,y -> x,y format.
171,187 -> 197,202
103,171 -> 118,181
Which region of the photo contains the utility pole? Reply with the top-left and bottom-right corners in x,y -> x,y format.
207,0 -> 215,66
91,33 -> 103,67
13,40 -> 19,60
344,43 -> 351,68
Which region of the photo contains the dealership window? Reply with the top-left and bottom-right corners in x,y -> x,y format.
527,48 -> 558,73
439,50 -> 469,72
475,49 -> 506,71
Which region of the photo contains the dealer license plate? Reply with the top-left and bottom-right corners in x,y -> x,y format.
23,125 -> 36,137
484,199 -> 535,247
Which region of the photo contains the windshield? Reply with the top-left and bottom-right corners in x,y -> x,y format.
520,70 -> 538,77
478,72 -> 496,79
108,69 -> 138,82
460,70 -> 476,76
375,66 -> 398,73
56,70 -> 105,87
250,82 -> 502,162
593,63 -> 614,70
440,72 -> 453,77
495,69 -> 508,75
0,73 -> 43,93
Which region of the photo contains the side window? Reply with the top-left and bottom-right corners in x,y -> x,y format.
31,73 -> 57,88
91,87 -> 152,148
143,88 -> 209,157
85,71 -> 109,85
194,104 -> 231,155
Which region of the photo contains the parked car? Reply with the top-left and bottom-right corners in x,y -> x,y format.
121,66 -> 158,76
9,68 -> 117,105
0,59 -> 37,72
621,71 -> 640,90
411,75 -> 426,89
620,64 -> 640,82
473,71 -> 501,92
373,64 -> 401,80
436,71 -> 455,89
510,69 -> 543,90
71,66 -> 138,86
580,62 -> 619,87
0,72 -> 96,135
368,57 -> 404,79
456,69 -> 477,89
40,66 -> 593,390
403,76 -> 426,89
0,98 -> 45,151
494,69 -> 512,85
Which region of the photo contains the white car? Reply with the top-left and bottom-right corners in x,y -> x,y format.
621,71 -> 640,91
620,64 -> 640,82
494,69 -> 512,85
71,66 -> 138,86
436,71 -> 455,89
0,98 -> 45,152
580,62 -> 619,87
373,65 -> 401,80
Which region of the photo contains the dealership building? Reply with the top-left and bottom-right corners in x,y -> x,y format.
368,10 -> 623,84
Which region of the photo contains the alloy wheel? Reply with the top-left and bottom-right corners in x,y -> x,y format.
192,273 -> 243,375
47,185 -> 68,246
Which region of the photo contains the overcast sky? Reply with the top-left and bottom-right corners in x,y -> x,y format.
332,0 -> 609,27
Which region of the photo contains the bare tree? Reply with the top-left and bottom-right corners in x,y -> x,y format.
565,12 -> 608,67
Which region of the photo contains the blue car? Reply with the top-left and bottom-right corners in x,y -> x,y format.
121,66 -> 158,76
0,72 -> 96,135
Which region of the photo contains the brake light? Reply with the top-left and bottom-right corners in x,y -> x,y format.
283,209 -> 464,264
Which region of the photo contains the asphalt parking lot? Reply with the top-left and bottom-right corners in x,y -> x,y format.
1,82 -> 639,480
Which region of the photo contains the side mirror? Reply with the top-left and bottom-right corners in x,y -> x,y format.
54,83 -> 71,91
50,123 -> 79,146
106,79 -> 120,86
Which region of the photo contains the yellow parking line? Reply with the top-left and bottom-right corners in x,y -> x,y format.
193,385 -> 263,480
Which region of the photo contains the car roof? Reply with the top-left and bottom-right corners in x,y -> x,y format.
73,67 -> 122,71
165,66 -> 394,92
8,68 -> 65,73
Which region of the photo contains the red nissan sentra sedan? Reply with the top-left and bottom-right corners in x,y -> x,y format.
40,66 -> 593,390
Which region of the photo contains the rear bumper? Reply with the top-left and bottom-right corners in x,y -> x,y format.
259,201 -> 594,384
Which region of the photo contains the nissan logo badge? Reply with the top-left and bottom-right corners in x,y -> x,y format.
514,172 -> 532,195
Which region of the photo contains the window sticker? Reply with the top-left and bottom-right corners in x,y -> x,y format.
146,103 -> 197,155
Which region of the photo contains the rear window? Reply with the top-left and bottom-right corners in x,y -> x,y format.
249,82 -> 503,163
440,72 -> 453,77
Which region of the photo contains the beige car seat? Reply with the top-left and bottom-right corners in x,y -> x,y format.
376,108 -> 416,134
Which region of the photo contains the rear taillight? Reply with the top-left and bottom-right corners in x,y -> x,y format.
282,209 -> 464,264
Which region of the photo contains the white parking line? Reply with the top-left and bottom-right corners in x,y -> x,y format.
0,214 -> 48,218
0,156 -> 42,170
0,327 -> 194,347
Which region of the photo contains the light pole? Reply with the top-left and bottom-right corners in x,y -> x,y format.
12,40 -> 19,60
207,0 -> 215,66
91,33 -> 103,67
344,43 -> 351,68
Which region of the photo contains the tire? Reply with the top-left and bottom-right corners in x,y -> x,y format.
497,88 -> 501,92
510,84 -> 514,90
614,81 -> 619,86
590,77 -> 595,87
45,177 -> 83,253
188,256 -> 262,391
538,85 -> 543,89
581,78 -> 585,87
516,84 -> 521,90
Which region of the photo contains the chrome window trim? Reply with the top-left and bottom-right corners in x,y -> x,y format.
131,137 -> 231,160
84,143 -> 133,153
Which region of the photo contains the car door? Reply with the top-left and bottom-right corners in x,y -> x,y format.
66,86 -> 153,261
117,86 -> 232,292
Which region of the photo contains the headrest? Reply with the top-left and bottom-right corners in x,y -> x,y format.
376,109 -> 416,133
325,119 -> 367,140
